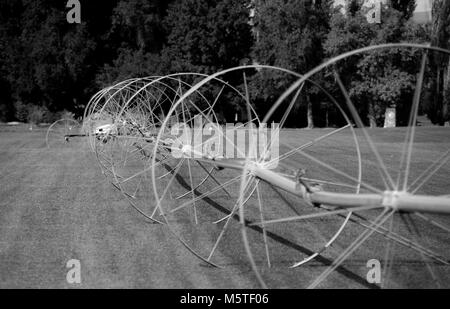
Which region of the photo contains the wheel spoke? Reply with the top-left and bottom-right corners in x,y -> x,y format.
381,214 -> 396,288
348,212 -> 449,265
398,53 -> 428,191
256,181 -> 271,268
292,147 -> 382,194
334,71 -> 395,190
207,176 -> 256,261
308,208 -> 394,289
250,204 -> 381,227
171,175 -> 242,214
196,161 -> 232,197
414,213 -> 450,234
291,210 -> 352,268
408,149 -> 450,194
265,124 -> 352,167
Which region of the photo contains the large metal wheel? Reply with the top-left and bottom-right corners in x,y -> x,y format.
150,66 -> 362,271
46,119 -> 82,149
238,44 -> 450,288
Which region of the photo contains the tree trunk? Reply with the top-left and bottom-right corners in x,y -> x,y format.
438,69 -> 445,125
306,94 -> 314,129
368,101 -> 377,128
444,59 -> 450,122
430,0 -> 450,124
137,26 -> 145,51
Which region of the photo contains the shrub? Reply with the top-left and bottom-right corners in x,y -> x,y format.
13,102 -> 54,124
27,105 -> 49,124
13,101 -> 28,122
57,110 -> 75,121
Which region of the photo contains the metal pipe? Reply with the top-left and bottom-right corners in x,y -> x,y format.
251,165 -> 450,215
148,142 -> 450,215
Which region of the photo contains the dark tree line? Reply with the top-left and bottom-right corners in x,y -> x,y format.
0,0 -> 448,126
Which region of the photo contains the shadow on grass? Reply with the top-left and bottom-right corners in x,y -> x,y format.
162,159 -> 379,289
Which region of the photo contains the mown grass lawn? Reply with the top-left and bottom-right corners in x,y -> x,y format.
0,124 -> 449,288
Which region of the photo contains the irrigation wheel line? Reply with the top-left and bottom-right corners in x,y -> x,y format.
46,118 -> 82,149
110,73 -> 230,223
238,43 -> 450,288
149,65 -> 363,270
150,67 -> 265,267
46,43 -> 450,288
87,73 -> 235,223
87,76 -> 177,222
84,76 -> 163,153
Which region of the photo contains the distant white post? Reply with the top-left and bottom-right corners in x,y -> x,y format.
384,107 -> 396,128
365,0 -> 382,24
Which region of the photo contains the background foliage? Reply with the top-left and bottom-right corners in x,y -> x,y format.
0,0 -> 448,127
